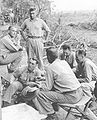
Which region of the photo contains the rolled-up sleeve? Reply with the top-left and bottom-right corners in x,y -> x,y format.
2,37 -> 19,52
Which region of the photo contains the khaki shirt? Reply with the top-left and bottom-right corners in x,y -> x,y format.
76,58 -> 97,82
0,34 -> 22,81
43,59 -> 81,93
83,58 -> 97,82
21,18 -> 51,37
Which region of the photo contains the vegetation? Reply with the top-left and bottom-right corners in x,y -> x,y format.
0,1 -> 97,52
1,0 -> 97,118
1,0 -> 97,47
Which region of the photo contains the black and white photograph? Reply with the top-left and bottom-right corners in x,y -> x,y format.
0,0 -> 97,120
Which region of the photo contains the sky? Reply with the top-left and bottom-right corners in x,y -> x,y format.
51,0 -> 97,12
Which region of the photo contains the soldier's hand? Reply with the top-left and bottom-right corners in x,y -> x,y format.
21,86 -> 32,96
35,81 -> 43,88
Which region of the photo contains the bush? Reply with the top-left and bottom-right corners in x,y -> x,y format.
79,22 -> 92,30
91,22 -> 97,31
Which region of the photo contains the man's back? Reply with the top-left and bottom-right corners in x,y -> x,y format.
47,59 -> 81,93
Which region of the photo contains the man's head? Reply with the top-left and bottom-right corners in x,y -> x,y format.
46,47 -> 58,63
29,7 -> 37,20
76,49 -> 86,63
8,25 -> 18,38
28,58 -> 38,72
61,44 -> 71,57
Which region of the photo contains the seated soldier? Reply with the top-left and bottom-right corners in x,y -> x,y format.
75,49 -> 97,85
2,58 -> 44,106
0,25 -> 23,73
0,25 -> 23,104
32,47 -> 97,120
59,44 -> 77,72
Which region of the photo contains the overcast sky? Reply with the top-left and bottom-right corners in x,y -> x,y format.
51,0 -> 97,12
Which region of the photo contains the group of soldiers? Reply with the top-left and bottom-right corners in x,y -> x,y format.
1,6 -> 97,120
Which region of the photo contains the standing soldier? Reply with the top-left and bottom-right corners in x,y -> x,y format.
20,7 -> 51,71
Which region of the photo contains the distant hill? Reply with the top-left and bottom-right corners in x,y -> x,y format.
61,11 -> 97,25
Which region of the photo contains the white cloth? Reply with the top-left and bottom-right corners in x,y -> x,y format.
2,103 -> 46,120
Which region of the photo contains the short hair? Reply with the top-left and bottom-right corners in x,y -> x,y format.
62,44 -> 71,50
29,7 -> 37,12
46,47 -> 58,63
77,49 -> 86,56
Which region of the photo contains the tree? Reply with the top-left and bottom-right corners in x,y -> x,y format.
2,0 -> 52,25
32,0 -> 51,17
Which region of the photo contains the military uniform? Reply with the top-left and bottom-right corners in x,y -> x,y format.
3,65 -> 42,103
0,34 -> 22,80
21,18 -> 50,70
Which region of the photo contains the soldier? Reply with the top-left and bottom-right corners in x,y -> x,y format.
33,47 -> 97,120
32,47 -> 83,120
59,44 -> 77,72
0,25 -> 23,73
2,58 -> 44,106
75,49 -> 97,83
20,7 -> 51,71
